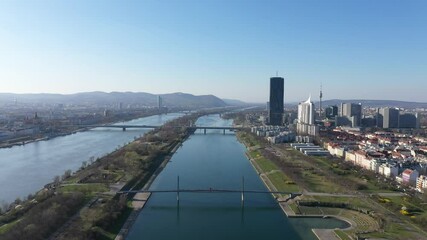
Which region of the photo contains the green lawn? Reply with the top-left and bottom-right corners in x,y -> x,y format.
253,155 -> 278,173
0,220 -> 20,234
301,169 -> 344,193
289,202 -> 301,214
334,230 -> 352,240
59,183 -> 109,194
268,171 -> 301,193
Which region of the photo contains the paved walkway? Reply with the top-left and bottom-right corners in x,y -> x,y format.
377,192 -> 405,197
312,229 -> 341,240
131,192 -> 151,210
303,190 -> 359,197
115,193 -> 151,240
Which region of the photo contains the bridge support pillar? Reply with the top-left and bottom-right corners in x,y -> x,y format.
241,176 -> 245,206
204,129 -> 206,135
177,175 -> 180,203
223,129 -> 225,135
122,127 -> 126,131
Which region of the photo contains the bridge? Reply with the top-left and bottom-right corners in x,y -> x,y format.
78,124 -> 245,134
117,177 -> 301,205
118,188 -> 300,204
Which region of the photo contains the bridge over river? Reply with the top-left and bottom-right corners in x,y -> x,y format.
118,177 -> 302,204
78,124 -> 246,134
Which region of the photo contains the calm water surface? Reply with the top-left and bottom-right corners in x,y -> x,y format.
0,113 -> 183,203
126,115 -> 349,240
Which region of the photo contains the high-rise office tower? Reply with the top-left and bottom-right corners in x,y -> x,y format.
378,107 -> 399,128
158,96 -> 163,109
325,105 -> 338,119
399,113 -> 418,129
340,103 -> 362,127
268,77 -> 284,125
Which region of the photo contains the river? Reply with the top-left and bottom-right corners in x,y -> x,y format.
126,114 -> 349,240
0,113 -> 184,204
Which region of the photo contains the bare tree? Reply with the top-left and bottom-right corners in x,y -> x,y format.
62,169 -> 72,180
81,161 -> 88,169
53,175 -> 61,186
0,200 -> 10,214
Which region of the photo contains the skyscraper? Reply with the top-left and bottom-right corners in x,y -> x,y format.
157,96 -> 163,109
378,108 -> 399,128
268,77 -> 284,125
339,103 -> 362,127
399,113 -> 418,129
297,96 -> 319,136
298,96 -> 315,125
325,105 -> 338,119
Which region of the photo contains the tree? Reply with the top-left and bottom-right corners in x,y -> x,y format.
27,193 -> 34,201
14,197 -> 22,205
89,156 -> 95,164
421,191 -> 427,203
0,200 -> 9,214
62,169 -> 72,180
81,161 -> 88,169
53,175 -> 61,186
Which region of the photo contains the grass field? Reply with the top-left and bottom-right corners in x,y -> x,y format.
334,230 -> 352,240
237,131 -> 427,239
267,171 -> 301,193
0,220 -> 20,235
59,183 -> 109,194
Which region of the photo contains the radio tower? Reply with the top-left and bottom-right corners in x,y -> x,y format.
319,83 -> 323,119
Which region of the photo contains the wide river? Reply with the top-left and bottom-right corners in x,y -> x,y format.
126,115 -> 349,240
0,113 -> 184,204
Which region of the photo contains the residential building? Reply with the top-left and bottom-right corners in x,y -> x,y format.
402,169 -> 419,186
416,175 -> 427,192
378,164 -> 399,178
297,96 -> 319,137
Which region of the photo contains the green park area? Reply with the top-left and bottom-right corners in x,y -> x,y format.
237,131 -> 427,240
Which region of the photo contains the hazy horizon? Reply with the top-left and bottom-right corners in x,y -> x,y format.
2,91 -> 427,105
1,0 -> 426,103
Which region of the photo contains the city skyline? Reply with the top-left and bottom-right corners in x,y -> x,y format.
1,0 -> 426,103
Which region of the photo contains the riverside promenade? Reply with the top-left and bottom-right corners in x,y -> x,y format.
241,144 -> 350,240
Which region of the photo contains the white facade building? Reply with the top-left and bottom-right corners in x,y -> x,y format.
297,96 -> 319,137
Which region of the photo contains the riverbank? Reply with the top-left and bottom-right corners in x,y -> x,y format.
114,129 -> 194,240
236,131 -> 352,240
0,113 -> 200,240
0,111 -> 167,149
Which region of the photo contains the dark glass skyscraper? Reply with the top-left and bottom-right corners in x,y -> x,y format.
268,77 -> 284,125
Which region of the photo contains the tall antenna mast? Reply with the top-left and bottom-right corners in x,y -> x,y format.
319,83 -> 323,119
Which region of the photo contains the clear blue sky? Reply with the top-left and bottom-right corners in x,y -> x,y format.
0,0 -> 426,103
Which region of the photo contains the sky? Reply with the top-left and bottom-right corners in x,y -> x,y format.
0,0 -> 426,103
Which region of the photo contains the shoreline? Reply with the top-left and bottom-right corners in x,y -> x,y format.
0,112 -> 169,149
114,129 -> 193,240
237,133 -> 352,240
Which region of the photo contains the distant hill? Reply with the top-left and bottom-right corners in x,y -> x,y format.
0,92 -> 228,108
221,98 -> 248,106
319,99 -> 427,109
286,99 -> 427,109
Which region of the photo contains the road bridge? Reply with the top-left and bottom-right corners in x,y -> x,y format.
78,124 -> 246,134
